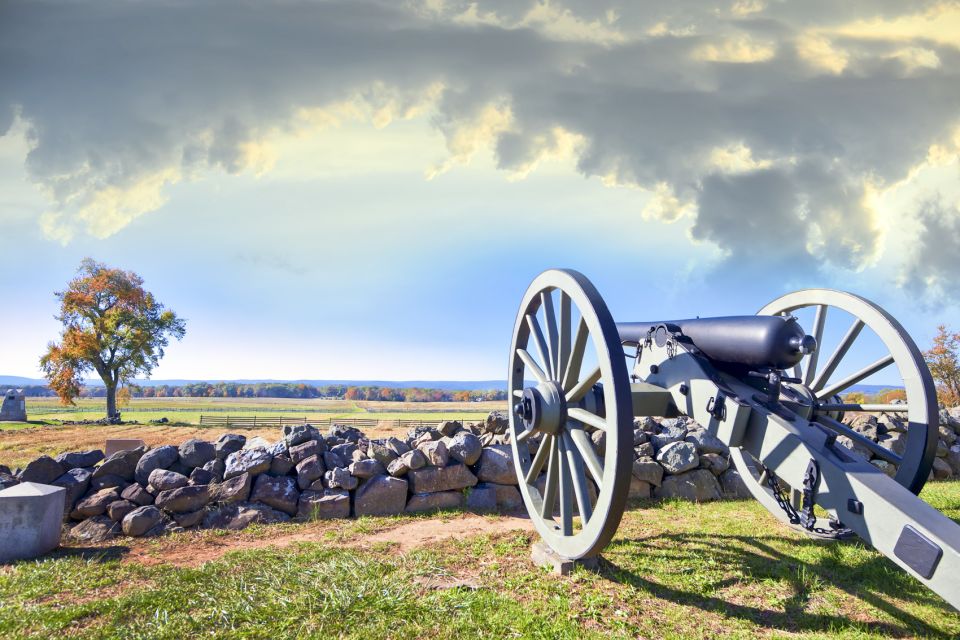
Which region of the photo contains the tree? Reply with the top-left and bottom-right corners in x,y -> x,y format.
40,258 -> 186,418
925,325 -> 960,407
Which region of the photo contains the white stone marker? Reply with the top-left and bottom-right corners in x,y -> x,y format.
105,439 -> 146,457
0,482 -> 66,563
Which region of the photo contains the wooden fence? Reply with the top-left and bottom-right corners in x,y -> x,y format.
198,415 -> 477,430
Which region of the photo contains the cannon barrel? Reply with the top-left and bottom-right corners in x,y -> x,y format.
617,315 -> 813,370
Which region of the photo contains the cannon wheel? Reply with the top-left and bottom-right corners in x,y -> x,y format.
508,269 -> 634,559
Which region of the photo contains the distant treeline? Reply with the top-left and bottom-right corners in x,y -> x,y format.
19,382 -> 507,402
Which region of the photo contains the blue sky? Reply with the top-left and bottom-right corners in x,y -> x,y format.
1,1 -> 959,382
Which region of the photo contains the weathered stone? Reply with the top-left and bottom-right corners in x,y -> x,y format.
635,442 -> 655,458
485,410 -> 509,434
178,439 -> 216,469
354,475 -> 408,516
18,456 -> 65,484
329,424 -> 363,442
215,433 -> 246,459
368,439 -> 398,466
629,477 -> 652,498
0,482 -> 66,561
70,487 -> 119,520
244,436 -> 273,450
835,435 -> 872,461
656,441 -> 700,474
0,469 -> 18,491
654,469 -> 722,501
406,491 -> 464,513
685,430 -> 728,455
699,452 -> 730,476
871,459 -> 898,478
651,425 -> 688,451
387,449 -> 427,477
121,483 -> 154,506
89,473 -> 128,492
349,458 -> 385,479
324,467 -> 359,491
148,468 -> 189,493
51,467 -> 92,513
156,484 -> 211,513
438,420 -> 462,437
475,445 -> 516,485
56,449 -> 105,470
283,424 -> 318,448
107,499 -> 138,522
323,450 -> 346,470
632,458 -> 663,486
289,440 -> 321,465
385,437 -> 411,457
224,447 -> 272,479
202,501 -> 290,530
297,489 -> 350,520
939,425 -> 957,447
466,485 -> 497,512
408,463 -> 478,493
269,455 -> 295,476
591,430 -> 606,456
945,445 -> 960,476
331,442 -> 357,460
932,456 -> 953,480
633,429 -> 650,446
846,414 -> 881,440
719,468 -> 752,499
70,515 -> 120,542
250,474 -> 299,516
209,472 -> 252,504
937,439 -> 949,458
135,445 -> 179,485
418,440 -> 449,467
448,432 -> 482,466
173,509 -> 206,528
189,467 -> 216,486
122,505 -> 165,536
202,458 -> 225,481
296,455 -> 325,490
477,482 -> 523,509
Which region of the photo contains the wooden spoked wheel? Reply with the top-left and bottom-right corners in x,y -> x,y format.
508,269 -> 633,560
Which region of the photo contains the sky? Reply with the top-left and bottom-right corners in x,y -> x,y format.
1,0 -> 959,383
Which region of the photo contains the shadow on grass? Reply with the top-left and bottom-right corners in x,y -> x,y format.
601,531 -> 956,638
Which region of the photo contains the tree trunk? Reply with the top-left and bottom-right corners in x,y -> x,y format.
105,381 -> 118,419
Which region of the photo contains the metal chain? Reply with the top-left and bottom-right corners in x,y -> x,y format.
763,463 -> 853,539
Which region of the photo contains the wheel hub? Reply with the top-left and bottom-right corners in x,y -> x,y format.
515,381 -> 566,436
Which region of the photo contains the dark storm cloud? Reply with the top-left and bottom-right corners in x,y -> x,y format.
1,0 -> 959,292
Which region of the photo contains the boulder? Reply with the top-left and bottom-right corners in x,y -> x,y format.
474,482 -> 522,509
408,464 -> 478,494
718,468 -> 752,499
871,459 -> 898,478
18,456 -> 65,484
90,473 -> 128,492
448,432 -> 482,466
654,469 -> 722,501
354,475 -> 408,517
939,425 -> 957,447
329,424 -> 363,442
634,442 -> 655,458
438,420 -> 462,437
56,449 -> 105,470
122,505 -> 166,537
224,447 -> 272,479
296,455 -> 325,490
189,467 -> 216,486
418,440 -> 449,467
591,430 -> 606,457
349,458 -> 385,479
134,445 -> 179,485
387,449 -> 427,477
629,477 -> 652,499
385,437 -> 411,457
269,455 -> 295,476
835,435 -> 872,461
368,440 -> 398,466
51,467 -> 92,513
846,414 -> 881,440
324,467 -> 359,491
331,442 -> 357,460
148,468 -> 189,493
178,439 -> 216,469
155,485 -> 211,513
283,423 -> 318,448
323,450 -> 347,470
215,433 -> 246,459
699,453 -> 730,476
121,483 -> 154,506
651,425 -> 688,451
202,501 -> 290,530
107,499 -> 138,522
173,509 -> 206,528
250,474 -> 299,516
289,440 -> 321,465
297,489 -> 350,520
475,445 -> 517,485
209,472 -> 252,504
656,441 -> 699,474
406,491 -> 464,513
466,485 -> 498,512
946,445 -> 960,476
70,487 -> 119,520
685,430 -> 728,455
633,429 -> 650,446
0,469 -> 18,491
202,458 -> 226,482
932,456 -> 953,480
632,458 -> 663,486
70,515 -> 120,542
485,410 -> 509,434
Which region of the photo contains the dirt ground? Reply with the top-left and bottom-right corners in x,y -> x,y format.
0,423 -> 404,469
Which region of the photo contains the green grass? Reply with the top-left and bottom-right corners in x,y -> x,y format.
1,485 -> 959,639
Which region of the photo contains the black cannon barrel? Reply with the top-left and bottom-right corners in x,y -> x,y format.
617,315 -> 812,370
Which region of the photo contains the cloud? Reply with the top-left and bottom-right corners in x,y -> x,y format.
901,198 -> 960,298
2,0 -> 960,296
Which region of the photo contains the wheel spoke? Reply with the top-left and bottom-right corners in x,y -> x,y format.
525,434 -> 552,484
540,436 -> 560,519
541,291 -> 559,380
811,319 -> 865,392
558,434 -> 574,535
816,414 -> 903,464
566,366 -> 601,403
525,314 -> 551,381
563,431 -> 593,523
562,317 -> 589,392
556,292 -> 572,382
817,402 -> 908,413
568,407 -> 607,432
516,426 -> 534,443
569,427 -> 603,488
804,304 -> 827,386
815,354 -> 894,400
517,348 -> 549,385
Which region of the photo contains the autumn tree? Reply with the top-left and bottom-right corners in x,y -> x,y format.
924,325 -> 960,407
40,259 -> 186,419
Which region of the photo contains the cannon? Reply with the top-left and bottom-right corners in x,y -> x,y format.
508,269 -> 960,609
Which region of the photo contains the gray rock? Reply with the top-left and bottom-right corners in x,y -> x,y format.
70,487 -> 119,520
632,458 -> 664,486
122,505 -> 165,536
654,469 -> 722,501
438,420 -> 462,437
629,477 -> 652,499
267,454 -> 292,476
323,450 -> 346,470
656,441 -> 700,474
406,491 -> 464,513
367,439 -> 398,466
354,475 -> 408,516
418,440 -> 449,467
215,433 -> 246,459
297,489 -> 350,520
475,445 -> 517,485
651,425 -> 688,451
52,467 -> 92,513
178,439 -> 216,469
90,473 -> 128,492
635,442 -> 655,458
699,453 -> 730,476
349,458 -> 385,479
945,445 -> 960,476
0,469 -> 18,490
719,468 -> 752,499
846,414 -> 882,440
250,474 -> 299,515
289,440 -> 321,465
685,430 -> 728,455
387,449 -> 427,477
408,464 -> 478,493
70,515 -> 120,542
296,455 -> 325,490
209,472 -> 251,503
475,482 -> 522,509
148,468 -> 189,492
324,466 -> 359,491
121,483 -> 154,506
485,410 -> 509,434
107,499 -> 138,522
633,430 -> 649,446
939,425 -> 957,446
135,445 -> 179,485
155,484 -> 211,513
19,456 -> 65,484
835,435 -> 872,461
224,447 -> 272,479
189,467 -> 216,486
870,459 -> 898,478
448,432 -> 483,466
932,456 -> 953,480
385,437 -> 411,457
591,430 -> 606,456
202,501 -> 290,530
466,485 -> 498,512
202,458 -> 225,482
283,424 -> 318,448
56,449 -> 104,470
173,509 -> 205,528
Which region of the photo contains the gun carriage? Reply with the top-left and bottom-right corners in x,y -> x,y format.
508,269 -> 959,609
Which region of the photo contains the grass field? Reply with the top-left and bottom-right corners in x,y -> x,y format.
1,484 -> 958,639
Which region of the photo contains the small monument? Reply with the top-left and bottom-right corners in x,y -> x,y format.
0,389 -> 26,422
0,482 -> 66,562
